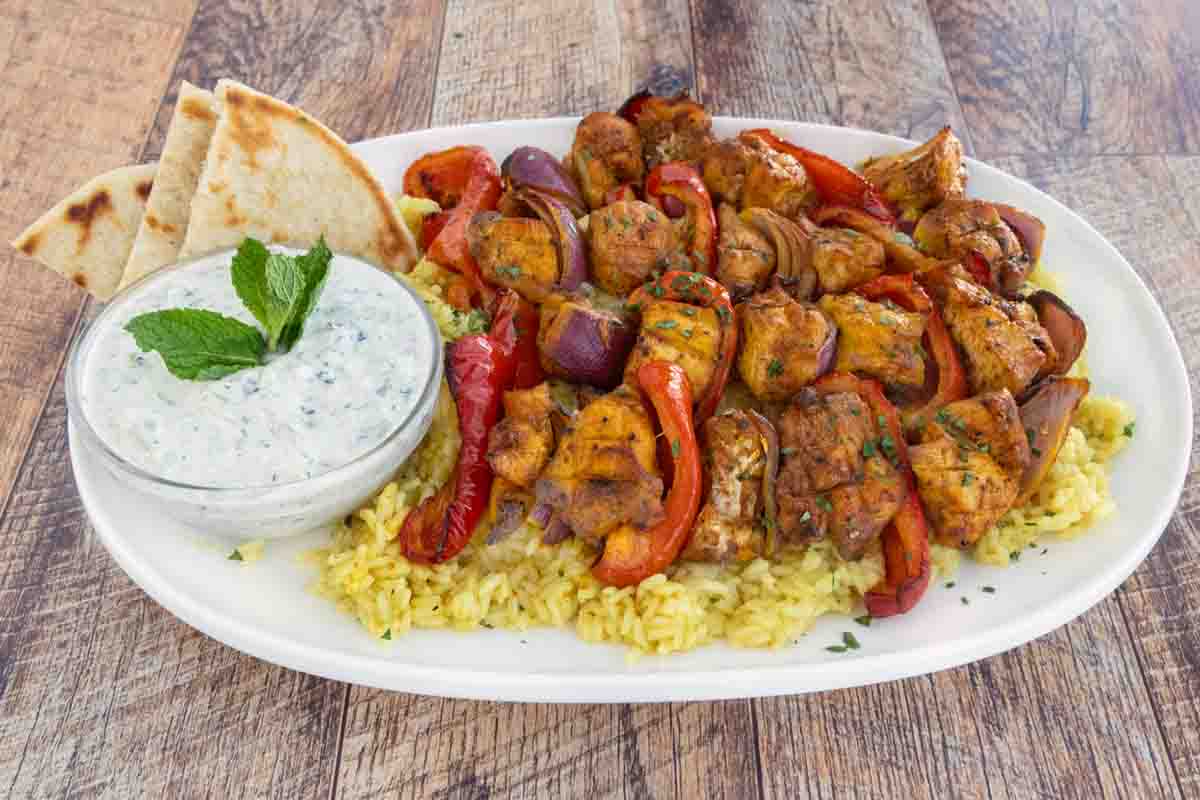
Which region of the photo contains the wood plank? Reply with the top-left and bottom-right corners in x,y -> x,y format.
432,0 -> 694,124
928,0 -> 1200,156
0,0 -> 191,529
690,0 -> 970,147
332,5 -> 762,799
1000,152 -> 1200,796
337,694 -> 759,799
757,595 -> 1179,799
0,2 -> 448,797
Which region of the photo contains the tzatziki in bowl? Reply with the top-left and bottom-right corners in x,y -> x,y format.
65,245 -> 442,539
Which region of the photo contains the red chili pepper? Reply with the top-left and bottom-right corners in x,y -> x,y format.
626,271 -> 737,426
592,361 -> 701,587
740,129 -> 896,225
856,274 -> 968,433
644,163 -> 717,274
398,308 -> 518,564
404,146 -> 502,304
814,372 -> 931,617
489,289 -> 545,390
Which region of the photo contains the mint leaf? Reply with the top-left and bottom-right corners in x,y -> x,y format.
276,237 -> 332,351
230,238 -> 271,330
263,253 -> 304,349
125,308 -> 265,380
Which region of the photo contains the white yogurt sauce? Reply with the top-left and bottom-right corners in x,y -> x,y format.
82,250 -> 438,488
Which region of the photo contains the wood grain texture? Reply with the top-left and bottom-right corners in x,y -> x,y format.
0,0 -> 191,534
432,0 -> 694,124
929,0 -> 1200,156
690,0 -> 970,147
990,152 -> 1200,796
0,1 -> 448,797
336,694 -> 759,799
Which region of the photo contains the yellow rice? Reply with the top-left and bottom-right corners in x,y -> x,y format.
306,261 -> 1133,655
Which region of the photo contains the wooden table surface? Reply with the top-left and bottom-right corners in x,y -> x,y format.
2,1 -> 1198,797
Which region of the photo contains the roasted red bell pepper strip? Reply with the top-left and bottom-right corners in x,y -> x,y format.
740,129 -> 896,225
404,146 -> 502,304
855,273 -> 968,433
644,163 -> 717,274
962,250 -> 994,289
489,289 -> 545,390
814,372 -> 931,617
398,306 -> 518,564
863,472 -> 931,617
404,146 -> 487,208
626,271 -> 736,425
592,361 -> 701,587
419,210 -> 451,252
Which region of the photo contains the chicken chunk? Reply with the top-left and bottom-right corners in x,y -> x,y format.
588,200 -> 678,296
914,197 -> 1033,295
627,92 -> 714,168
486,383 -> 558,488
810,227 -> 886,293
569,112 -> 645,210
716,203 -> 776,301
683,411 -> 768,562
776,389 -> 906,559
910,389 -> 1031,548
737,286 -> 836,402
535,386 -> 663,546
860,127 -> 967,223
625,299 -> 722,403
700,136 -> 816,218
818,293 -> 927,392
468,213 -> 560,303
932,274 -> 1047,398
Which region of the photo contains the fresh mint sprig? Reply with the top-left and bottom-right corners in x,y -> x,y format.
125,237 -> 332,381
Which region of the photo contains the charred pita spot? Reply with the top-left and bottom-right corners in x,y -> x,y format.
161,223 -> 177,234
18,233 -> 39,255
72,273 -> 87,288
226,95 -> 278,167
65,190 -> 112,249
224,87 -> 246,107
225,214 -> 243,227
136,180 -> 153,202
180,97 -> 217,122
224,196 -> 237,212
145,213 -> 160,230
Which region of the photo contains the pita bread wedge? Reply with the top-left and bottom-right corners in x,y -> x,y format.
120,82 -> 218,291
11,163 -> 156,301
180,80 -> 418,271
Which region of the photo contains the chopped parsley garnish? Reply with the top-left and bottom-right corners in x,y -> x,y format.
825,645 -> 848,653
716,306 -> 732,324
382,629 -> 392,640
767,358 -> 784,378
1124,422 -> 1136,438
982,586 -> 996,594
781,447 -> 797,457
681,307 -> 697,317
227,549 -> 244,561
671,438 -> 681,458
815,494 -> 833,513
1009,551 -> 1021,562
655,319 -> 679,330
961,472 -> 974,487
961,596 -> 970,605
799,510 -> 813,524
843,631 -> 861,649
945,581 -> 956,589
854,615 -> 872,627
496,264 -> 523,280
862,440 -> 877,458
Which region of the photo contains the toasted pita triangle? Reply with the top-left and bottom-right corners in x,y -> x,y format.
179,80 -> 417,271
120,82 -> 218,291
11,163 -> 156,300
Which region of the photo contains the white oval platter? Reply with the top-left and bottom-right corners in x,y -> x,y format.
70,117 -> 1192,702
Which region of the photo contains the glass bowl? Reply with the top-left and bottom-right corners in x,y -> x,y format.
65,249 -> 443,540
